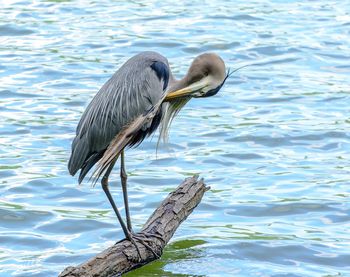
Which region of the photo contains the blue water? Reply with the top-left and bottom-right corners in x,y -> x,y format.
1,1 -> 350,276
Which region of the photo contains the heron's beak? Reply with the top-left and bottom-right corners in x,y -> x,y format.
165,78 -> 209,101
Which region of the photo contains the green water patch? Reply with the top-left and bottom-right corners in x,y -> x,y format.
126,239 -> 206,277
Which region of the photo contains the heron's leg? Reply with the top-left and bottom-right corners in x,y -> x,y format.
101,159 -> 146,260
120,150 -> 132,232
101,157 -> 160,260
101,159 -> 130,238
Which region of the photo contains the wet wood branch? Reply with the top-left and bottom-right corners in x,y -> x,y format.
59,176 -> 209,277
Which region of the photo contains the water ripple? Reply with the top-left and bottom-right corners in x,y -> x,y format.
1,0 -> 350,276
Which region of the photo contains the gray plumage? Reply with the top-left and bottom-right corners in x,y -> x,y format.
68,51 -> 169,183
68,50 -> 228,248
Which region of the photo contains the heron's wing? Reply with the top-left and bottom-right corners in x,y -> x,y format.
68,52 -> 170,183
91,96 -> 166,184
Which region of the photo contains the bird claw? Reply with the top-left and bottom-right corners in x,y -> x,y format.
128,232 -> 162,260
127,235 -> 143,262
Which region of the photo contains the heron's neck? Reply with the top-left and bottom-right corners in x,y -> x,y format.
167,74 -> 189,93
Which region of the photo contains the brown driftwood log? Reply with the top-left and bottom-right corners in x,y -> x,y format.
59,176 -> 209,277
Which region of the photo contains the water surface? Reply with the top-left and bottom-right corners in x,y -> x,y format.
0,0 -> 349,276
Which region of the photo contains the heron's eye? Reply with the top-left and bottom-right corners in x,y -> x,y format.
189,73 -> 204,84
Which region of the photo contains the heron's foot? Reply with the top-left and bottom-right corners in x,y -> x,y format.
127,234 -> 143,262
128,232 -> 162,259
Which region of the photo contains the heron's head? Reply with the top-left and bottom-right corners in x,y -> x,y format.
165,53 -> 227,100
159,53 -> 228,143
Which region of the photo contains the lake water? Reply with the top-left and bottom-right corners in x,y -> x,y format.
0,0 -> 349,276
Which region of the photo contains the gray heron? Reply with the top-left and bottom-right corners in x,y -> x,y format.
68,51 -> 228,257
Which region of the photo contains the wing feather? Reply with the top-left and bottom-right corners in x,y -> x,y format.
91,97 -> 165,185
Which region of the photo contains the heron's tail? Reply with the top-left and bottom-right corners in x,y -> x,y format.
68,136 -> 91,178
78,151 -> 104,184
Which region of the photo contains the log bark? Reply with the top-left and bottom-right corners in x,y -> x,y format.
59,176 -> 209,277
